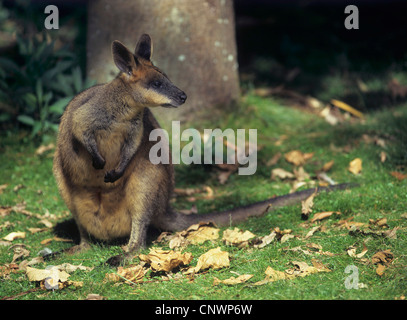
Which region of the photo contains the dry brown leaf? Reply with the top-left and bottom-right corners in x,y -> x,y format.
10,244 -> 30,263
3,231 -> 26,241
26,266 -> 70,283
310,211 -> 340,223
139,248 -> 192,272
390,171 -> 407,181
380,151 -> 387,163
294,166 -> 311,182
213,274 -> 253,286
40,237 -> 72,246
305,225 -> 321,238
371,250 -> 394,265
105,265 -> 147,284
35,143 -> 55,156
284,150 -> 313,166
286,260 -> 330,277
185,247 -> 229,274
253,232 -> 277,248
86,294 -> 106,300
349,158 -> 362,174
376,264 -> 386,276
301,191 -> 317,219
222,228 -> 256,247
369,217 -> 388,228
185,223 -> 219,244
253,266 -> 293,285
266,152 -> 282,166
347,243 -> 368,258
271,168 -> 295,180
321,160 -> 335,172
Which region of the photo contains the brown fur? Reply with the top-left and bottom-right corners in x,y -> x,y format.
54,34 -> 354,266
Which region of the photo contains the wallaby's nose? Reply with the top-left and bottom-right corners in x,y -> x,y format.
179,93 -> 187,103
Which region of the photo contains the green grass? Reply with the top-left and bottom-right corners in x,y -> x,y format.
0,94 -> 406,300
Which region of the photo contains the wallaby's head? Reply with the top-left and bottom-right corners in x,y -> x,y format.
112,34 -> 187,108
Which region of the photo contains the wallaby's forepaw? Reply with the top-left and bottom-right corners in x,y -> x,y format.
104,169 -> 123,183
105,253 -> 134,267
92,156 -> 106,170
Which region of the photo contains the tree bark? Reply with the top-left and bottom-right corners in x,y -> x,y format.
87,0 -> 240,126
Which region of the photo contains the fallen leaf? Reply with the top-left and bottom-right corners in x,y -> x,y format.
10,244 -> 30,263
266,152 -> 282,166
105,264 -> 147,284
213,274 -> 253,285
371,250 -> 394,265
253,232 -> 277,248
40,237 -> 73,245
271,168 -> 295,180
280,233 -> 295,243
26,266 -> 70,283
222,228 -> 256,247
57,263 -> 94,273
185,247 -> 229,274
0,184 -> 8,194
3,232 -> 26,241
85,294 -> 106,300
321,160 -> 335,172
305,225 -> 321,238
376,264 -> 386,276
310,211 -> 339,223
139,248 -> 192,272
349,158 -> 362,174
294,166 -> 311,182
163,222 -> 220,249
35,143 -> 55,156
185,223 -> 219,244
330,99 -> 364,119
390,171 -> 407,181
284,150 -> 313,166
301,190 -> 317,220
254,266 -> 293,285
369,217 -> 388,228
347,243 -> 368,258
380,151 -> 387,163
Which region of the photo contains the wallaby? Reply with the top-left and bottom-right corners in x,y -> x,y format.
53,34 -> 353,266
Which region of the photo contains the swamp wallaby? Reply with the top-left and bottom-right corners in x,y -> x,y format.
53,34 -> 352,266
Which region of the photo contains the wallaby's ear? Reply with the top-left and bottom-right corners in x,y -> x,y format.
112,40 -> 136,74
135,34 -> 153,61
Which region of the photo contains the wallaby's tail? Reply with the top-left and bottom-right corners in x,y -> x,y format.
157,183 -> 356,232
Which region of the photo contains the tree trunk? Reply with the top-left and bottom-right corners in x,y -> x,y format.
87,0 -> 240,126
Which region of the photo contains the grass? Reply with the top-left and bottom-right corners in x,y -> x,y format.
0,93 -> 406,300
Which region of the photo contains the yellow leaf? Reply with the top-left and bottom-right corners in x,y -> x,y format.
301,190 -> 317,219
310,211 -> 339,223
222,228 -> 256,247
213,274 -> 253,285
330,99 -> 364,119
3,231 -> 26,241
271,168 -> 294,180
139,248 -> 192,272
185,247 -> 229,274
26,266 -> 70,283
185,223 -> 219,244
376,264 -> 386,276
322,160 -> 335,172
284,150 -> 313,166
349,158 -> 362,174
105,265 -> 146,283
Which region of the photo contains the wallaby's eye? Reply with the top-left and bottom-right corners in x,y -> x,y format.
151,80 -> 162,89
